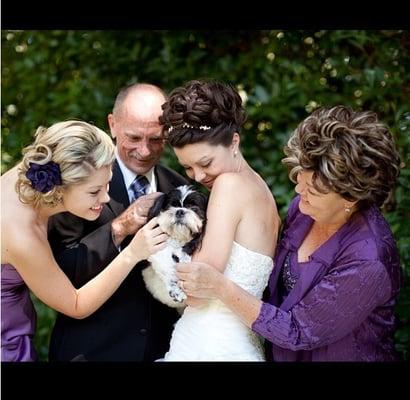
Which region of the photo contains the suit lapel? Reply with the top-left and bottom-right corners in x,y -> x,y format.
104,163 -> 186,216
107,160 -> 130,217
156,165 -> 182,193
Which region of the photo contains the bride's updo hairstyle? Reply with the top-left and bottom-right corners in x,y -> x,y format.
160,79 -> 246,148
16,120 -> 115,208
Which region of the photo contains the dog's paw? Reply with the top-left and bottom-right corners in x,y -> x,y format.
169,281 -> 187,303
171,291 -> 187,303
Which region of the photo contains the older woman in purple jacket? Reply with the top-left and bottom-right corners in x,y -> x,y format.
176,106 -> 402,361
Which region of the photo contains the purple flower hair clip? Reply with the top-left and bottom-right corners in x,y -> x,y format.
26,161 -> 62,193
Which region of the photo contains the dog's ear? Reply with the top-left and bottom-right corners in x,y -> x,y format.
182,190 -> 208,255
196,191 -> 209,215
147,193 -> 167,221
182,217 -> 207,256
182,236 -> 199,256
200,192 -> 209,210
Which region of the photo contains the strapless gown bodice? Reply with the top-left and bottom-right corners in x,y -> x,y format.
163,241 -> 274,361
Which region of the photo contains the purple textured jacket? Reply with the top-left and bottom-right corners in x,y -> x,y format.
252,195 -> 402,361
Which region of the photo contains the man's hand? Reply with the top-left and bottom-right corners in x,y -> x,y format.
111,192 -> 163,247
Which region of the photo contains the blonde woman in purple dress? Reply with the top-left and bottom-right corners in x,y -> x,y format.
1,120 -> 167,361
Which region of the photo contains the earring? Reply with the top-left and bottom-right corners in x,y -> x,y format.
344,206 -> 351,213
234,150 -> 238,157
54,191 -> 63,205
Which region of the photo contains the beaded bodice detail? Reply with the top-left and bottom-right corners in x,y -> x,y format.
223,241 -> 274,299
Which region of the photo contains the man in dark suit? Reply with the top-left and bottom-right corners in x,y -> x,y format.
48,83 -> 188,361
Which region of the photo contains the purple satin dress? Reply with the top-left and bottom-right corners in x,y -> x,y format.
252,195 -> 402,361
1,263 -> 38,361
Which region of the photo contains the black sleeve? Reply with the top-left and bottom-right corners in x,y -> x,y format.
48,210 -> 120,288
48,164 -> 189,289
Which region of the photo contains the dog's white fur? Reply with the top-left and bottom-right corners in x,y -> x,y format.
143,239 -> 190,309
141,186 -> 206,311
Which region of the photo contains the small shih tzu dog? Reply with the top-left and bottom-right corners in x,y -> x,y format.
141,185 -> 208,309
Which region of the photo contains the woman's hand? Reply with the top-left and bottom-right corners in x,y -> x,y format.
185,296 -> 208,308
128,217 -> 168,262
176,261 -> 226,301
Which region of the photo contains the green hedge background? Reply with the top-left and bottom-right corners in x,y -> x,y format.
2,30 -> 409,361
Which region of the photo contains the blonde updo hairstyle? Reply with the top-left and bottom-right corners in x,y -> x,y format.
16,120 -> 115,208
282,106 -> 401,209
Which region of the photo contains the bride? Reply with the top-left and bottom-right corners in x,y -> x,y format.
158,79 -> 281,361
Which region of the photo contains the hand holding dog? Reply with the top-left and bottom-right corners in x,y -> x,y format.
127,217 -> 168,262
176,262 -> 227,304
184,296 -> 208,308
111,192 -> 163,246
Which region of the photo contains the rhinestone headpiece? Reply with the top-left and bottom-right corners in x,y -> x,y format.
168,122 -> 212,133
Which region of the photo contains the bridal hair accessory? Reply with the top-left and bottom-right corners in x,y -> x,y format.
168,123 -> 212,133
26,161 -> 62,193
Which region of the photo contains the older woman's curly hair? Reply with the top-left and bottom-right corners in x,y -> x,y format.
16,120 -> 115,208
282,106 -> 401,208
160,79 -> 246,147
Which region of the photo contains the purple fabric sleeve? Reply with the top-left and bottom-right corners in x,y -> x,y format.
252,259 -> 392,351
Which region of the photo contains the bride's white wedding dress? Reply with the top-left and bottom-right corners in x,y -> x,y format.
163,241 -> 274,361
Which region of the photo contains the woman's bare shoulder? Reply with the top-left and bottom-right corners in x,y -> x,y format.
2,216 -> 36,261
213,171 -> 244,186
210,173 -> 249,203
1,188 -> 41,252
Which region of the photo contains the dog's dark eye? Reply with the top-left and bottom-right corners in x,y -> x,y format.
189,206 -> 200,213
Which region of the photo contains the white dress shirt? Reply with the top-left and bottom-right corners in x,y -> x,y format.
115,149 -> 157,203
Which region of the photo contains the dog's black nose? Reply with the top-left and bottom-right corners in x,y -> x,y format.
175,209 -> 185,219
